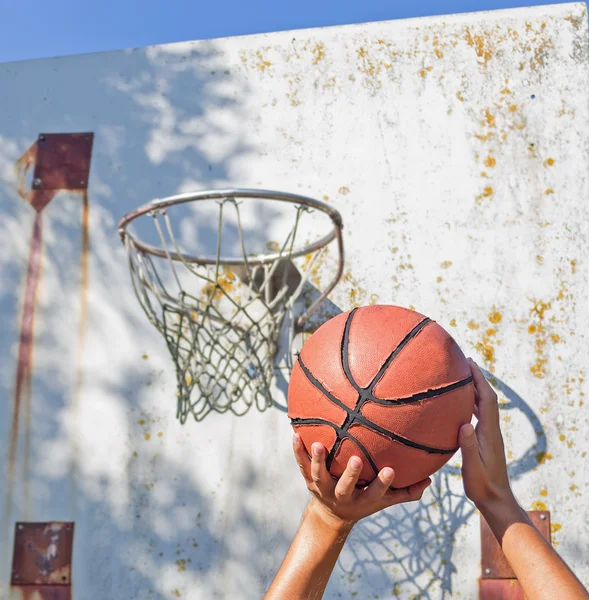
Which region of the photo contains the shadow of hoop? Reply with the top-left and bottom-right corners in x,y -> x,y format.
267,287 -> 548,598
329,370 -> 546,599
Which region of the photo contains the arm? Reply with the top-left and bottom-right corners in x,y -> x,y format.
265,436 -> 431,600
459,359 -> 589,600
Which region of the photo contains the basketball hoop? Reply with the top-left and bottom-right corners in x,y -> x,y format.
119,189 -> 344,422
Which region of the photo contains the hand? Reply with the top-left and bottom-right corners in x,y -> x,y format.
293,433 -> 431,530
458,358 -> 514,510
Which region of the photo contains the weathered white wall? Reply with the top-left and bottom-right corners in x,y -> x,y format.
1,3 -> 588,598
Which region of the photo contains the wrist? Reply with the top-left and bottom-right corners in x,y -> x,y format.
477,490 -> 529,543
477,488 -> 520,518
306,498 -> 356,536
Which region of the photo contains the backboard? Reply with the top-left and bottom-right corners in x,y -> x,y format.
1,3 -> 588,598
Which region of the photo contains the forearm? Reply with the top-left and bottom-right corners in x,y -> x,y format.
481,494 -> 589,600
265,501 -> 353,600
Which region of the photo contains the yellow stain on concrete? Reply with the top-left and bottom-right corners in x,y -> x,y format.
255,50 -> 272,71
476,325 -> 500,372
536,451 -> 553,464
312,42 -> 325,64
476,185 -> 494,203
465,27 -> 495,65
489,311 -> 502,324
483,108 -> 496,127
475,132 -> 494,141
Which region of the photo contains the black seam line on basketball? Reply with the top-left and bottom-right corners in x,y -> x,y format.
337,309 -> 363,469
366,375 -> 474,405
367,317 -> 432,394
341,308 -> 362,393
326,437 -> 343,472
296,353 -> 355,464
296,355 -> 456,455
297,355 -> 357,415
338,312 -> 449,453
290,418 -> 380,476
339,310 -> 425,447
336,314 -> 433,457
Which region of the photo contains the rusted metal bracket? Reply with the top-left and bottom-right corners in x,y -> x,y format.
480,510 -> 551,599
15,132 -> 94,212
32,133 -> 93,191
11,522 -> 74,600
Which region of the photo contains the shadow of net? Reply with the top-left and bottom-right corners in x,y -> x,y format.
331,370 -> 546,599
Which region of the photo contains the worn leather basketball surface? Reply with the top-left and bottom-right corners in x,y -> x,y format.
288,305 -> 475,488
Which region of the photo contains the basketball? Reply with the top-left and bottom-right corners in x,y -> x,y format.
288,305 -> 475,488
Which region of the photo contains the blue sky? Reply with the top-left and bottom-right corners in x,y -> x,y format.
0,0 -> 578,63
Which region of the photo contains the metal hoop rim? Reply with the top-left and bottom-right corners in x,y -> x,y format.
118,188 -> 344,267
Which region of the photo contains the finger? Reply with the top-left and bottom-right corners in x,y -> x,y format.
468,359 -> 499,423
459,423 -> 484,479
293,433 -> 312,484
381,477 -> 432,507
310,443 -> 332,490
471,387 -> 480,420
334,456 -> 363,499
473,401 -> 480,420
363,467 -> 396,504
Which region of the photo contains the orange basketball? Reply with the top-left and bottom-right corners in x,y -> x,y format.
288,305 -> 475,488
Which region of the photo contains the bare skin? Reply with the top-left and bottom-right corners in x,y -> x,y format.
460,359 -> 588,600
265,359 -> 589,600
264,440 -> 431,599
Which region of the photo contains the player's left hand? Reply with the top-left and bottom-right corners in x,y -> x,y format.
293,433 -> 431,530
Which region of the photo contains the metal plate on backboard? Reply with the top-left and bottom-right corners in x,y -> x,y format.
32,133 -> 93,190
481,511 -> 550,579
11,522 -> 75,585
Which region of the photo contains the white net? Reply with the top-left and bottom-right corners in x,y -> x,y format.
120,191 -> 343,422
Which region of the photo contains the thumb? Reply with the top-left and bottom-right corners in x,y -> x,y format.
459,423 -> 483,476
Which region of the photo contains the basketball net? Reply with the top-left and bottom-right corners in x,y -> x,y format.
120,191 -> 343,422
